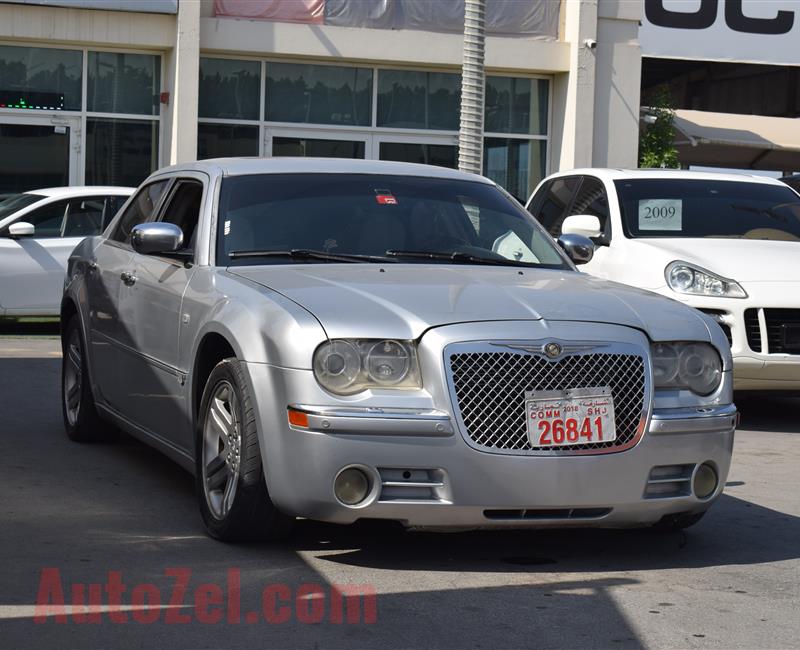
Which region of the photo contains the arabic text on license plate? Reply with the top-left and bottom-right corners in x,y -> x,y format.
525,387 -> 616,447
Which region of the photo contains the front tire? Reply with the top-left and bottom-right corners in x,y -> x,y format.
195,359 -> 293,541
652,511 -> 706,531
61,315 -> 112,443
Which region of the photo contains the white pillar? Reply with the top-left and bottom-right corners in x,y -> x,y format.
592,0 -> 642,168
166,0 -> 200,165
555,0 -> 597,171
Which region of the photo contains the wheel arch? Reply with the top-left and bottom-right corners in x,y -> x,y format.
191,331 -> 238,422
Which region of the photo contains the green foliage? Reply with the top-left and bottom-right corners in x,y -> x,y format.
639,88 -> 679,169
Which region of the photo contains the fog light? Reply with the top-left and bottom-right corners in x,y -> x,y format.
334,468 -> 370,506
693,463 -> 718,499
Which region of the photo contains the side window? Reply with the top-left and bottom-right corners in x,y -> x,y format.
569,176 -> 610,240
531,177 -> 581,236
62,197 -> 105,237
102,195 -> 128,229
110,180 -> 170,244
17,199 -> 70,238
159,180 -> 204,251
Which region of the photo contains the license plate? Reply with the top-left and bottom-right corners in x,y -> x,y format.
525,387 -> 616,447
782,324 -> 800,351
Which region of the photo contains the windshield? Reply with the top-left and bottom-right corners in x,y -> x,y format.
217,173 -> 569,268
615,179 -> 800,241
0,193 -> 43,220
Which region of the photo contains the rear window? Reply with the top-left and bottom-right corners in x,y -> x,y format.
615,179 -> 800,241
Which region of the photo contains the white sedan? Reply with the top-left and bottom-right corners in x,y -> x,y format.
526,169 -> 800,390
0,186 -> 133,317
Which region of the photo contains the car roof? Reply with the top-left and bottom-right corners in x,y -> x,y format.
546,168 -> 786,186
24,186 -> 135,198
149,157 -> 494,184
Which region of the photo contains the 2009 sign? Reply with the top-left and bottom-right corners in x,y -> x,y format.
537,417 -> 605,445
642,205 -> 677,220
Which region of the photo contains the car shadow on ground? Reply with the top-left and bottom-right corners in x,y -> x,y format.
735,392 -> 800,434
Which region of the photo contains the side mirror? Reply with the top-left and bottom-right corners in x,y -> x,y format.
131,222 -> 183,255
8,221 -> 35,238
561,214 -> 602,239
558,233 -> 595,265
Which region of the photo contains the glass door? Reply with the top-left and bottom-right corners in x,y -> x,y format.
265,127 -> 368,159
373,133 -> 459,169
0,114 -> 80,193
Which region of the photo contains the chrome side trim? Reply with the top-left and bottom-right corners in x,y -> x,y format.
649,404 -> 738,434
288,405 -> 454,436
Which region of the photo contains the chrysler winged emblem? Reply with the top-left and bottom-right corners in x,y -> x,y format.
543,342 -> 562,358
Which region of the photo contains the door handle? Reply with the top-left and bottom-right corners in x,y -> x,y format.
120,271 -> 137,286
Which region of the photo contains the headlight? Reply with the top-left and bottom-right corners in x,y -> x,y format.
313,339 -> 421,395
651,342 -> 722,395
665,261 -> 747,298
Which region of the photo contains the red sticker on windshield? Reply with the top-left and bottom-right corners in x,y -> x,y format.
376,194 -> 397,205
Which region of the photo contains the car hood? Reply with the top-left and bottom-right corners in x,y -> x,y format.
229,264 -> 712,342
633,238 -> 800,282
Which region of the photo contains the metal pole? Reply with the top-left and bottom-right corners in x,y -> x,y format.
458,0 -> 486,176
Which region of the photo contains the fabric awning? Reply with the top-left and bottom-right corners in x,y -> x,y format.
670,109 -> 800,172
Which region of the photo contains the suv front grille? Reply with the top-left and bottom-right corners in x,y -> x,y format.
447,345 -> 647,455
744,309 -> 762,352
764,308 -> 800,354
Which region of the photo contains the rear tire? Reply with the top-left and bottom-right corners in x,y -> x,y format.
61,315 -> 113,443
195,359 -> 293,542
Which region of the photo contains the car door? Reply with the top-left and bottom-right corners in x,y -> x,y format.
0,195 -> 131,315
0,198 -> 73,314
86,180 -> 171,410
117,175 -> 205,450
562,176 -> 614,278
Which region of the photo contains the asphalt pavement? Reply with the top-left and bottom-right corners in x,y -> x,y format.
0,336 -> 798,649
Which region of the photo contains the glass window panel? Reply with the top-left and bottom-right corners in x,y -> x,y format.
85,118 -> 159,188
379,142 -> 457,169
110,179 -> 170,244
87,52 -> 160,115
17,199 -> 68,238
483,138 -> 546,203
199,57 -> 260,120
0,123 -> 69,193
198,123 -> 259,159
266,62 -> 372,126
485,76 -> 548,135
0,45 -> 82,110
272,137 -> 365,159
377,70 -> 461,130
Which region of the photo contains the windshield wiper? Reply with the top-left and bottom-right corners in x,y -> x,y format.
386,250 -> 531,267
228,249 -> 395,263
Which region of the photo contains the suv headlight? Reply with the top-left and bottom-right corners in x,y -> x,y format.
665,261 -> 747,298
313,339 -> 422,395
651,342 -> 722,395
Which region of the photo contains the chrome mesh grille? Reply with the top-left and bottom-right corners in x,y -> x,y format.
448,350 -> 647,454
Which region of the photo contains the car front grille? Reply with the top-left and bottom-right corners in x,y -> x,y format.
447,344 -> 648,455
744,308 -> 762,352
764,308 -> 800,354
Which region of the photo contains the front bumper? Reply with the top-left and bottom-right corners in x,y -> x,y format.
653,287 -> 800,390
248,362 -> 736,529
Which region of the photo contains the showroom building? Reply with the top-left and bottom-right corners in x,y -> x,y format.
0,0 -> 642,199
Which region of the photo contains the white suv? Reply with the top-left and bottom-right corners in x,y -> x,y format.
526,169 -> 800,391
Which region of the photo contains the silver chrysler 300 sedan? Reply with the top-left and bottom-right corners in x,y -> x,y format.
60,158 -> 736,541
